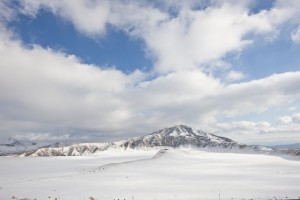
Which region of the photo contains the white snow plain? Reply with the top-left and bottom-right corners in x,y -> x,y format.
0,148 -> 300,200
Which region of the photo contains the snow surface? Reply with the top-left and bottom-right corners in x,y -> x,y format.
1,149 -> 300,200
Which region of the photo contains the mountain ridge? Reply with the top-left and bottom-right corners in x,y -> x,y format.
1,125 -> 299,158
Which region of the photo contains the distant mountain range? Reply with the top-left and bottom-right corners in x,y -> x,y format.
1,125 -> 299,158
270,143 -> 300,149
0,138 -> 69,156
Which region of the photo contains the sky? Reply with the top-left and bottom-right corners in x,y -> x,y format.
1,0 -> 300,145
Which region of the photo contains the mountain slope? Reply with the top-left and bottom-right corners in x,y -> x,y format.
119,125 -> 239,149
21,125 -> 285,157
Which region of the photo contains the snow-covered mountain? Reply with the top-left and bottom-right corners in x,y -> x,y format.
0,138 -> 39,156
1,125 -> 298,157
16,125 -> 286,157
0,138 -> 69,156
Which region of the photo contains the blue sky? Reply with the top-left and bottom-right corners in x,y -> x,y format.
8,9 -> 152,73
226,37 -> 300,79
1,0 -> 300,145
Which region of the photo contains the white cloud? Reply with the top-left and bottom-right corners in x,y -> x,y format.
125,2 -> 281,73
13,133 -> 70,142
1,26 -> 300,143
291,26 -> 300,43
211,119 -> 300,145
279,113 -> 300,124
214,120 -> 272,134
279,116 -> 293,124
293,113 -> 300,123
0,0 -> 16,22
0,29 -> 144,139
226,70 -> 245,82
20,0 -> 111,36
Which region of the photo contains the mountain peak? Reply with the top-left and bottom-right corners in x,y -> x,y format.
130,124 -> 238,150
152,125 -> 194,136
11,125 -> 300,158
151,125 -> 208,138
171,124 -> 194,133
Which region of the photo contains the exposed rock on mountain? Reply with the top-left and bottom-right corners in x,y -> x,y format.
2,125 -> 299,158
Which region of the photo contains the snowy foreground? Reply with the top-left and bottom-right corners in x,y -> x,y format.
0,149 -> 300,200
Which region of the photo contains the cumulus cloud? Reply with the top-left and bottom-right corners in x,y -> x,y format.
0,27 -> 145,139
19,0 -> 111,36
110,0 -> 292,73
3,30 -> 300,143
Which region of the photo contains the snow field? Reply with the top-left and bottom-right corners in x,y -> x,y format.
0,149 -> 300,200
